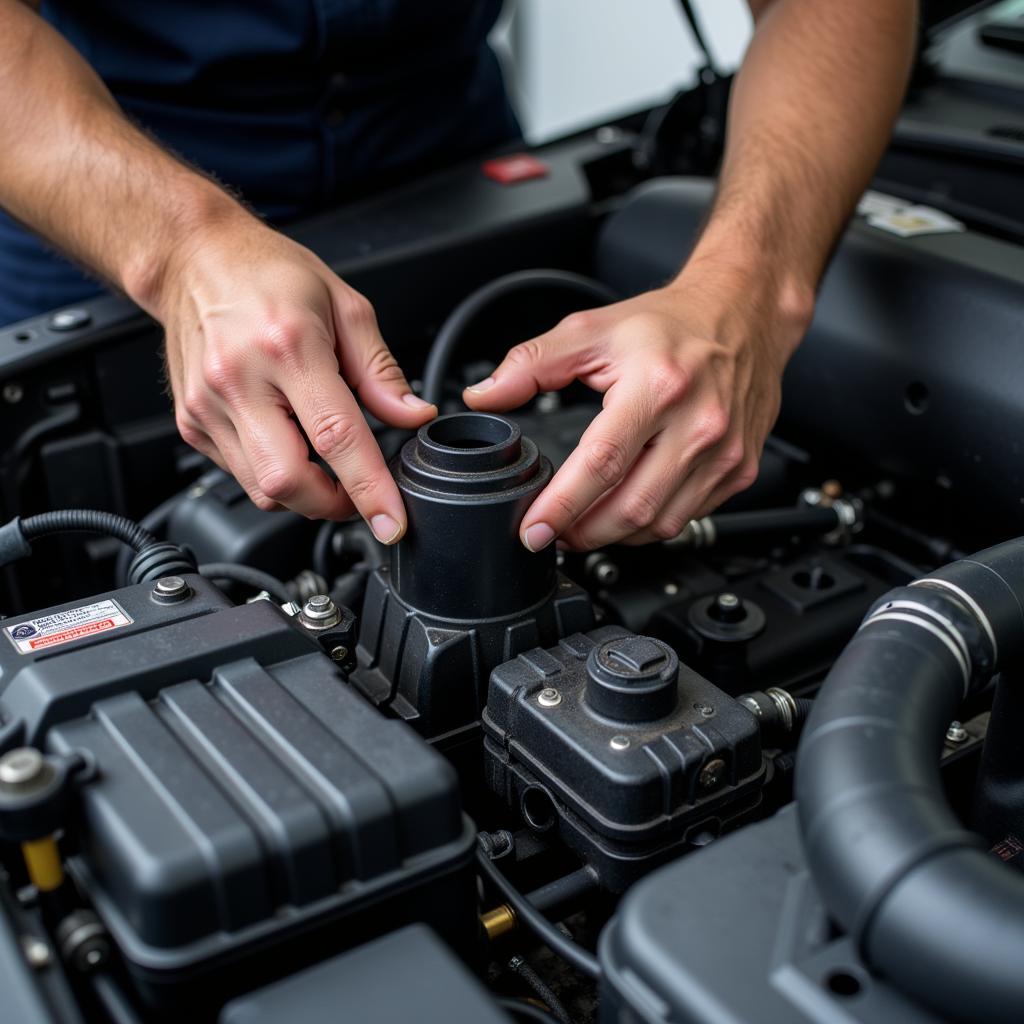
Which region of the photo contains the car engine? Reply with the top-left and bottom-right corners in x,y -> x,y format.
1,18 -> 1023,1021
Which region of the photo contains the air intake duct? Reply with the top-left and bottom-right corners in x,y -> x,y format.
796,540 -> 1024,1023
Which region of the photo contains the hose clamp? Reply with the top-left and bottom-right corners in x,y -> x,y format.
911,577 -> 998,667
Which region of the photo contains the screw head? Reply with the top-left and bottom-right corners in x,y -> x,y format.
699,757 -> 727,790
21,935 -> 51,969
946,720 -> 968,744
609,735 -> 631,751
2,383 -> 23,404
693,702 -> 715,718
537,688 -> 562,708
330,645 -> 349,662
0,748 -> 44,786
664,582 -> 680,596
48,308 -> 91,332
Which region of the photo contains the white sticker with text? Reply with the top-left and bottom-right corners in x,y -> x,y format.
5,599 -> 133,654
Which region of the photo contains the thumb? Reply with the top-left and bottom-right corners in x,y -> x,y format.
332,285 -> 436,428
463,319 -> 589,412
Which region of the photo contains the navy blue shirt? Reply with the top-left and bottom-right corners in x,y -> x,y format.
0,1 -> 519,325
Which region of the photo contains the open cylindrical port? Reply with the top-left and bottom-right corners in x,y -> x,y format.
416,413 -> 522,475
521,784 -> 557,832
425,414 -> 513,450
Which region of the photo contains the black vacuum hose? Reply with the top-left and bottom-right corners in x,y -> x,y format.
796,539 -> 1024,1023
420,269 -> 617,407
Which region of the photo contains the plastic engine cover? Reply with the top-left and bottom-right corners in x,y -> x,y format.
0,576 -> 475,1009
483,626 -> 765,890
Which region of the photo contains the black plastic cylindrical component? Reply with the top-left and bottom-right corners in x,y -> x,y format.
585,635 -> 678,723
391,413 -> 554,620
710,506 -> 840,543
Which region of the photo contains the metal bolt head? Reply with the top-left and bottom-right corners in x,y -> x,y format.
609,735 -> 631,751
330,645 -> 349,663
693,702 -> 715,718
0,748 -> 44,786
299,594 -> 342,630
946,720 -> 968,744
699,757 -> 727,790
152,576 -> 190,604
154,576 -> 187,597
595,561 -> 619,585
48,308 -> 91,332
717,592 -> 740,610
537,688 -> 562,708
21,935 -> 51,969
664,582 -> 680,596
2,383 -> 23,404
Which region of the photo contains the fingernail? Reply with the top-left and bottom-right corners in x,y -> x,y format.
523,522 -> 555,552
370,513 -> 403,545
465,376 -> 496,394
402,392 -> 434,410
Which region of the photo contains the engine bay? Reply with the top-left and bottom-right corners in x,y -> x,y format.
1,38 -> 1024,1023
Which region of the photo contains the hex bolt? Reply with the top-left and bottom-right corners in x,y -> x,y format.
21,935 -> 51,969
699,757 -> 727,790
609,735 -> 631,751
299,594 -> 342,631
153,576 -> 189,603
537,688 -> 562,708
946,720 -> 968,744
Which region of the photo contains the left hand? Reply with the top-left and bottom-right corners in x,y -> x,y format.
462,270 -> 809,551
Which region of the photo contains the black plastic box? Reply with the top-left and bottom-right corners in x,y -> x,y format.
483,626 -> 765,890
0,577 -> 476,1011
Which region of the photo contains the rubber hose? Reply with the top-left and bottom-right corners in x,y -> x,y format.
476,848 -> 600,981
198,562 -> 293,606
796,539 -> 1024,1023
420,270 -> 617,407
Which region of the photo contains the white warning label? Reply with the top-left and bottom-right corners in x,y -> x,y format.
5,599 -> 133,654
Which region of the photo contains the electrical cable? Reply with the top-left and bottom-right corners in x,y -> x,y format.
475,847 -> 600,981
420,270 -> 617,407
20,509 -> 157,552
198,562 -> 293,605
508,955 -> 573,1024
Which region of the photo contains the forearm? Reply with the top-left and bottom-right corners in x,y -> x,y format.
680,0 -> 917,319
0,0 -> 247,312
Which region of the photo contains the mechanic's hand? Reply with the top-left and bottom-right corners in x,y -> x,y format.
154,218 -> 436,541
463,273 -> 807,551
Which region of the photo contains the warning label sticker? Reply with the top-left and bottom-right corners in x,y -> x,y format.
5,599 -> 133,655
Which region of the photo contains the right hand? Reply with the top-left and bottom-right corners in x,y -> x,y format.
151,217 -> 435,542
